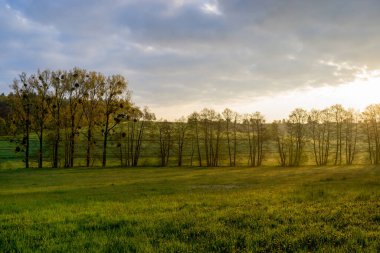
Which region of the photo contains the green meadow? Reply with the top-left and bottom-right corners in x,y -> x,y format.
0,165 -> 379,252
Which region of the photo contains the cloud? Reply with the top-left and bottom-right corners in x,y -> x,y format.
1,0 -> 380,118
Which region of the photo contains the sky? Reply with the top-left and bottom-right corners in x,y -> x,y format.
1,0 -> 380,121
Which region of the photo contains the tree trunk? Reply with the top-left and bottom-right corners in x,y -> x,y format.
38,127 -> 43,168
226,119 -> 232,166
102,114 -> 110,167
195,123 -> 202,166
86,125 -> 92,167
25,107 -> 30,169
233,119 -> 237,166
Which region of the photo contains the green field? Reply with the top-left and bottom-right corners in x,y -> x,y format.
0,166 -> 379,252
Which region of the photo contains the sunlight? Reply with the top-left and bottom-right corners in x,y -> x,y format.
201,1 -> 222,15
151,72 -> 380,121
232,72 -> 380,121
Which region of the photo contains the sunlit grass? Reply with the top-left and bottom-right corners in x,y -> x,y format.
0,166 -> 379,252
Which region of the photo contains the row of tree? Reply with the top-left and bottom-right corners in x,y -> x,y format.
128,105 -> 378,167
2,68 -> 380,168
5,68 -> 156,168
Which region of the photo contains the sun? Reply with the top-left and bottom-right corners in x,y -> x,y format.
331,74 -> 380,110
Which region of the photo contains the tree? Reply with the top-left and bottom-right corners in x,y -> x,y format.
125,106 -> 142,167
287,108 -> 308,166
30,70 -> 51,168
0,117 -> 6,136
49,70 -> 67,168
272,120 -> 288,167
62,69 -> 86,167
174,117 -> 187,166
0,93 -> 11,135
9,73 -> 33,168
100,74 -> 129,167
362,104 -> 380,164
188,112 -> 202,166
274,109 -> 308,167
331,104 -> 345,165
308,108 -> 332,165
125,106 -> 155,167
200,108 -> 222,167
343,109 -> 358,165
222,108 -> 239,166
158,120 -> 172,166
82,71 -> 105,167
223,108 -> 233,166
244,112 -> 266,167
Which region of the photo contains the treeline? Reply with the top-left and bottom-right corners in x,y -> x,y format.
155,105 -> 377,167
1,68 -> 380,168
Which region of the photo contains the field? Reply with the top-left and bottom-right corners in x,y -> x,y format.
0,166 -> 379,252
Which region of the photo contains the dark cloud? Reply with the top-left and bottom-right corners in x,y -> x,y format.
1,0 -> 380,117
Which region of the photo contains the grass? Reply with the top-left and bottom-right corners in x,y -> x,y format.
0,165 -> 379,252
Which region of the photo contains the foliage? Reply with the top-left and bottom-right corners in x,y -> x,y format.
7,68 -> 133,169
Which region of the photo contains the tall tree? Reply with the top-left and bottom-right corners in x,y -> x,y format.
48,70 -> 67,168
0,94 -> 11,136
188,112 -> 202,166
175,117 -> 187,166
344,109 -> 358,165
362,104 -> 380,164
244,112 -> 266,167
331,104 -> 345,165
9,73 -> 33,168
200,108 -> 222,167
30,70 -> 51,168
82,71 -> 105,167
62,69 -> 86,167
287,108 -> 308,166
125,106 -> 142,167
308,108 -> 332,165
222,108 -> 233,166
100,74 -> 129,167
272,120 -> 288,167
125,106 -> 155,167
158,120 -> 173,166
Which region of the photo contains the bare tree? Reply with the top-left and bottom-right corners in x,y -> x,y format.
188,112 -> 202,166
362,104 -> 380,164
222,108 -> 234,166
158,120 -> 173,166
244,112 -> 266,167
287,108 -> 308,166
174,117 -> 187,166
273,109 -> 308,167
331,104 -> 346,165
344,109 -> 359,165
200,108 -> 222,167
125,106 -> 155,167
125,106 -> 142,167
272,120 -> 288,167
308,108 -> 332,165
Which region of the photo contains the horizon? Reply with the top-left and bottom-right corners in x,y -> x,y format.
1,0 -> 379,121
